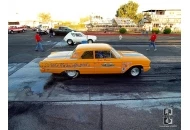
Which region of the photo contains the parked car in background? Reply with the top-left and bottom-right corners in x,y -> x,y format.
18,25 -> 27,31
8,26 -> 25,34
39,43 -> 151,78
26,25 -> 30,29
64,32 -> 97,45
32,27 -> 37,31
52,26 -> 76,36
36,24 -> 49,35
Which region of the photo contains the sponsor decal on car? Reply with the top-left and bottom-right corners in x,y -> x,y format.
121,62 -> 132,72
49,63 -> 90,68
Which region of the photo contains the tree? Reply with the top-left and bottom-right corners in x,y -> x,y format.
38,13 -> 51,23
80,16 -> 90,23
143,12 -> 152,22
62,21 -> 72,26
115,1 -> 139,19
133,13 -> 144,24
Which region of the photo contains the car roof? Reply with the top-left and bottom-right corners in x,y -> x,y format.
76,43 -> 112,51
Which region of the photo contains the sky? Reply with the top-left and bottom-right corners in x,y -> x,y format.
7,0 -> 181,22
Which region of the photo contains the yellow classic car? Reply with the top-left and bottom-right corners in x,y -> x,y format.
39,43 -> 151,78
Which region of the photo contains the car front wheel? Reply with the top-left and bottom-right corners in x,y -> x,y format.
128,67 -> 141,77
65,70 -> 79,78
67,39 -> 74,45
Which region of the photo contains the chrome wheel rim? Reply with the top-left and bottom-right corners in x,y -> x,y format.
67,71 -> 77,77
131,68 -> 140,76
68,40 -> 72,44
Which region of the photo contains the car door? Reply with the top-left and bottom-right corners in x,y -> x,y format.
74,33 -> 87,43
94,50 -> 122,74
55,27 -> 63,35
63,27 -> 72,35
76,50 -> 95,74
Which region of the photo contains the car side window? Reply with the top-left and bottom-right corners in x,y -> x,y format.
95,51 -> 115,58
71,33 -> 76,37
81,51 -> 93,59
75,33 -> 83,37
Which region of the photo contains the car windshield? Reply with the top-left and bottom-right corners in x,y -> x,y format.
67,27 -> 74,30
70,49 -> 77,58
111,47 -> 122,58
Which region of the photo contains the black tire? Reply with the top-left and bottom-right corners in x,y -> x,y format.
128,66 -> 141,77
67,39 -> 74,45
10,30 -> 14,34
22,30 -> 25,32
65,70 -> 79,78
88,39 -> 93,43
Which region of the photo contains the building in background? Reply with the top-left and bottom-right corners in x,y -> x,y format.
141,9 -> 181,31
113,17 -> 136,27
84,15 -> 137,31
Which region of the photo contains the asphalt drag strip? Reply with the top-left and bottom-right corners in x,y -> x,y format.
8,56 -> 181,102
8,99 -> 181,130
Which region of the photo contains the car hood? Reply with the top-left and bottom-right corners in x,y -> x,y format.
119,51 -> 150,63
119,51 -> 144,57
45,51 -> 73,59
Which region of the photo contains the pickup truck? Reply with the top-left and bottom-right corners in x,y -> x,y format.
52,26 -> 76,36
8,26 -> 26,34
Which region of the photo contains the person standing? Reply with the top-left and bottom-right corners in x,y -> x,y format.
142,26 -> 145,35
49,28 -> 53,37
145,26 -> 149,35
146,32 -> 157,51
35,32 -> 44,51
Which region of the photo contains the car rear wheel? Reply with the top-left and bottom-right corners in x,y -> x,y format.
10,30 -> 14,34
67,39 -> 74,45
88,39 -> 93,43
65,70 -> 79,78
128,67 -> 141,77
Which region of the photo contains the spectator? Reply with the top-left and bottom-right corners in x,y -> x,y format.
145,26 -> 149,35
146,32 -> 157,51
49,28 -> 53,37
142,26 -> 146,35
35,32 -> 44,51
